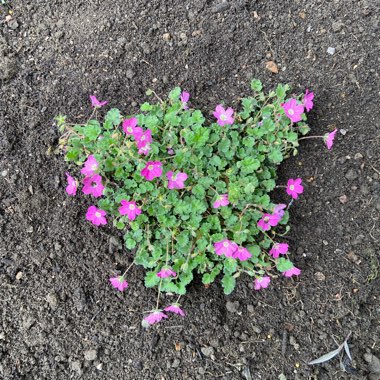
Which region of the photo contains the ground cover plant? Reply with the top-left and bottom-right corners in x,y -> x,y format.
58,80 -> 336,325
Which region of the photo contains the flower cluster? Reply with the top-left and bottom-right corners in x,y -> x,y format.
59,81 -> 333,326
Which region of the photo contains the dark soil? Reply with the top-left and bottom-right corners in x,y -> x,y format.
1,0 -> 379,379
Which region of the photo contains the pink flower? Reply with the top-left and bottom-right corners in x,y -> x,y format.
286,178 -> 304,199
80,155 -> 99,177
119,200 -> 142,221
324,129 -> 337,150
282,99 -> 304,123
65,173 -> 78,196
167,171 -> 188,189
269,243 -> 289,259
213,104 -> 234,126
283,266 -> 301,278
303,89 -> 314,112
157,267 -> 177,278
122,117 -> 138,135
257,213 -> 281,231
213,194 -> 230,208
180,91 -> 190,110
233,246 -> 252,261
86,206 -> 107,226
109,276 -> 128,291
82,174 -> 104,198
144,311 -> 168,325
214,239 -> 238,258
254,276 -> 271,290
141,161 -> 163,181
134,129 -> 152,149
273,203 -> 286,218
164,303 -> 185,317
90,95 -> 108,108
138,144 -> 151,156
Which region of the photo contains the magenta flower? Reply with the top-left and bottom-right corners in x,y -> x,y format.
141,161 -> 162,181
144,311 -> 168,325
81,155 -> 99,177
283,266 -> 301,278
65,173 -> 78,196
122,117 -> 138,135
109,276 -> 128,291
233,246 -> 252,261
164,303 -> 185,317
213,104 -> 234,126
138,144 -> 151,156
254,276 -> 271,290
180,91 -> 190,110
282,99 -> 304,123
257,213 -> 281,231
134,129 -> 152,149
132,126 -> 143,139
90,95 -> 108,108
286,178 -> 304,199
157,267 -> 177,278
324,129 -> 337,150
86,206 -> 107,226
214,239 -> 238,258
119,200 -> 142,221
269,243 -> 289,259
213,194 -> 230,208
82,174 -> 105,198
273,203 -> 286,218
167,171 -> 188,189
303,89 -> 314,112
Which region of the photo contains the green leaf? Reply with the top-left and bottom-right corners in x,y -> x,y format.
125,238 -> 136,250
105,108 -> 121,126
145,271 -> 160,288
239,157 -> 261,174
221,273 -> 236,295
168,87 -> 181,101
276,258 -> 294,272
268,148 -> 283,163
83,121 -> 101,140
251,79 -> 263,92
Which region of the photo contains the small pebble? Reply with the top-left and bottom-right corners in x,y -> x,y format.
327,47 -> 336,55
84,349 -> 97,361
340,129 -> 347,135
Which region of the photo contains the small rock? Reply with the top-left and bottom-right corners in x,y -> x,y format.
22,316 -> 35,330
340,129 -> 347,135
364,353 -> 380,374
126,69 -> 135,79
314,272 -> 326,281
289,336 -> 300,350
1,170 -> 8,177
354,153 -> 363,159
252,326 -> 262,334
162,33 -> 171,42
140,42 -> 150,54
226,300 -> 239,313
201,346 -> 214,357
210,338 -> 220,348
0,56 -> 18,81
345,169 -> 358,181
332,21 -> 344,32
327,47 -> 336,55
69,361 -> 82,376
171,359 -> 180,368
8,19 -> 19,30
339,194 -> 348,204
247,305 -> 254,313
16,271 -> 23,280
211,2 -> 230,14
47,292 -> 58,310
54,242 -> 62,251
84,349 -> 97,361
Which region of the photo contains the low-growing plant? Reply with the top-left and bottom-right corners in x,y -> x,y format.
57,80 -> 336,325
